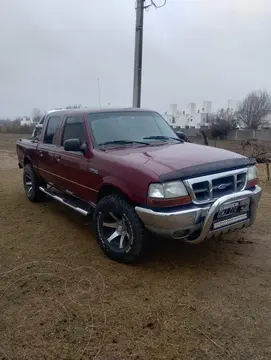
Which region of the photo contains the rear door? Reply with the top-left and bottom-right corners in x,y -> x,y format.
54,115 -> 98,203
37,115 -> 63,185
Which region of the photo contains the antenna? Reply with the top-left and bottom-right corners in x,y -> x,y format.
97,78 -> 101,108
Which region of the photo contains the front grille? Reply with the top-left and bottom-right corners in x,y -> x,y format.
192,181 -> 210,202
184,169 -> 248,204
236,172 -> 246,191
212,175 -> 235,199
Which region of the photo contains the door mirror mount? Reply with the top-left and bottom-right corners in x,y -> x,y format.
80,142 -> 88,155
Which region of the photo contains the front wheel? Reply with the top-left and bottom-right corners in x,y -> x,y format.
93,194 -> 145,264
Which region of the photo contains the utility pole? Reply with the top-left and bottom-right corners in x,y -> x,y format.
133,0 -> 145,108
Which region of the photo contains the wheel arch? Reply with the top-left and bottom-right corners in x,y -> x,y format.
97,184 -> 136,206
23,156 -> 32,167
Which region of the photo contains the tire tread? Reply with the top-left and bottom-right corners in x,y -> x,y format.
24,164 -> 46,202
93,194 -> 145,263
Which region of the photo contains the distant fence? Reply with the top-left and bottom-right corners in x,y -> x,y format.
226,129 -> 271,141
174,127 -> 271,141
0,123 -> 34,134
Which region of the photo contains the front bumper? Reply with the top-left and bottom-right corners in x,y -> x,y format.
135,186 -> 262,244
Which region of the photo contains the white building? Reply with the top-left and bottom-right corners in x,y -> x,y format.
227,98 -> 237,112
202,101 -> 212,114
165,101 -> 213,128
20,117 -> 33,126
187,102 -> 197,115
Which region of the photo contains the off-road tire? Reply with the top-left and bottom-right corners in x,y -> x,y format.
23,163 -> 46,202
93,194 -> 145,264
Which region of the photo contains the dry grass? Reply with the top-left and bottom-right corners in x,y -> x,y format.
0,134 -> 271,360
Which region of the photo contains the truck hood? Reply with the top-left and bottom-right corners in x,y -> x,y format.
107,142 -> 252,180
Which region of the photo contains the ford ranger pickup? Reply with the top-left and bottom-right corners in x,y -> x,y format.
16,108 -> 262,263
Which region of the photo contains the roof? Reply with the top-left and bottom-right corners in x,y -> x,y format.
47,107 -> 154,116
47,109 -> 66,113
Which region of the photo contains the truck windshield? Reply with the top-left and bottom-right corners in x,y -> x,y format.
87,111 -> 179,146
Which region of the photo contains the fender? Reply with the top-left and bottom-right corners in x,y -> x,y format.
98,175 -> 139,203
100,176 -> 130,195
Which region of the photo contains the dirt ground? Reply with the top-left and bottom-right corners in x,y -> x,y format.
0,133 -> 271,360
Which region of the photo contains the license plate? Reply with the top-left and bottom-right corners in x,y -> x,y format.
217,202 -> 239,218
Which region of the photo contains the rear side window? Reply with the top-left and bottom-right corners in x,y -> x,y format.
43,116 -> 62,144
61,117 -> 86,146
39,116 -> 45,125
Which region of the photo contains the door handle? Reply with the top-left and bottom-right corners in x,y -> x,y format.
55,155 -> 61,162
39,151 -> 43,157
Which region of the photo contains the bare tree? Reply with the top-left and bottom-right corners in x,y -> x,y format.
241,138 -> 268,162
32,108 -> 43,123
210,109 -> 238,141
237,90 -> 271,129
65,104 -> 82,109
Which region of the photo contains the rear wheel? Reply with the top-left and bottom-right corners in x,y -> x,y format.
93,194 -> 145,263
23,164 -> 46,202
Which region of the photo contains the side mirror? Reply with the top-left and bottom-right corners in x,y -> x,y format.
31,125 -> 42,140
175,131 -> 190,142
64,138 -> 87,154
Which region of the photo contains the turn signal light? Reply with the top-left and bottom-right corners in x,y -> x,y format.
247,178 -> 258,188
147,195 -> 192,208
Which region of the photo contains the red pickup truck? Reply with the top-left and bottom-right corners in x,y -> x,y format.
16,108 -> 262,263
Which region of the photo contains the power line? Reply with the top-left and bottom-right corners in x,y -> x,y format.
135,0 -> 167,9
149,0 -> 167,9
141,0 -> 167,10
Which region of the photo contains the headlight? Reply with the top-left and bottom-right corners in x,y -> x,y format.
247,165 -> 258,181
148,181 -> 188,198
247,165 -> 258,188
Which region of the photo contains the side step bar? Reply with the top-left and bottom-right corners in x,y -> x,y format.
39,186 -> 91,216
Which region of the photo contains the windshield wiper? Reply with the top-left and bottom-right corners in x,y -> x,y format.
98,140 -> 151,146
143,136 -> 184,143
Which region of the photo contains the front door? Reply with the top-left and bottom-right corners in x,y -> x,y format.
54,115 -> 98,203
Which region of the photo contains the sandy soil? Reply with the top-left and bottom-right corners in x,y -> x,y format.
0,133 -> 271,360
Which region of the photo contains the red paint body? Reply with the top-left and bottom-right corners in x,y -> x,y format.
16,109 -> 246,206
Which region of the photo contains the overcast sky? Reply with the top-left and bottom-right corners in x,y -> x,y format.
1,0 -> 271,118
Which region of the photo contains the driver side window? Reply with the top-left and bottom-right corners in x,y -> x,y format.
61,116 -> 86,146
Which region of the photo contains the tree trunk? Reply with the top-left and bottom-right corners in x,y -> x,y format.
201,130 -> 209,146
